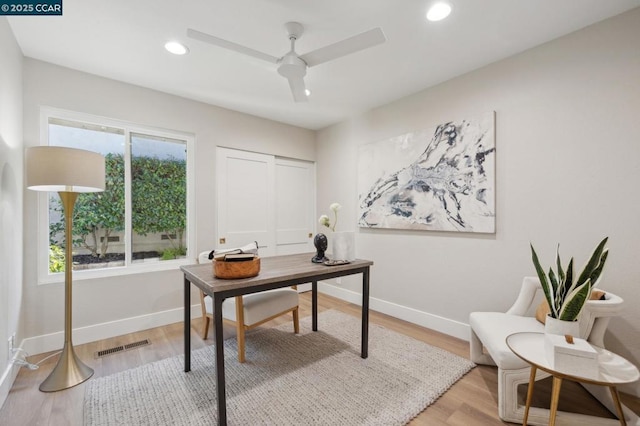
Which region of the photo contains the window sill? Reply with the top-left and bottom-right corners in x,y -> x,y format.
38,257 -> 195,285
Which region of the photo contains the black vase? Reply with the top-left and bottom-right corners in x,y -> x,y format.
312,233 -> 328,263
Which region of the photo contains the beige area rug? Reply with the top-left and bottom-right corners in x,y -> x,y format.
84,310 -> 475,425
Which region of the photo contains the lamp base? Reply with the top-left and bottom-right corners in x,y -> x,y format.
39,342 -> 94,392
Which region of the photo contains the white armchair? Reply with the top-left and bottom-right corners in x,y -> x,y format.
469,276 -> 631,425
197,251 -> 299,363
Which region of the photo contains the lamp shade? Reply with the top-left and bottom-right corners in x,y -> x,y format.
26,146 -> 105,193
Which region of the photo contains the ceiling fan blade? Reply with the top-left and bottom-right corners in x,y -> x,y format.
300,27 -> 386,67
187,28 -> 279,64
287,76 -> 308,103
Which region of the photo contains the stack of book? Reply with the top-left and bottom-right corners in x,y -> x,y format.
210,241 -> 259,261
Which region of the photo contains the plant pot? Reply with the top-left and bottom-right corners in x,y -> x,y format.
331,231 -> 355,261
544,315 -> 580,337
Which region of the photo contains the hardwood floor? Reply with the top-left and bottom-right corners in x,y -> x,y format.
1,292 -> 638,425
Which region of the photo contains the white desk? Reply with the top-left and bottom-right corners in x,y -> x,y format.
506,332 -> 639,426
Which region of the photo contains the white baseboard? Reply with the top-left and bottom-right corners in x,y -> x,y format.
21,304 -> 202,356
0,357 -> 20,411
18,284 -> 470,357
318,282 -> 471,341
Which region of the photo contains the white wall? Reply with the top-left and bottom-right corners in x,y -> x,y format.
8,5 -> 640,402
21,59 -> 315,350
0,17 -> 24,408
317,8 -> 640,379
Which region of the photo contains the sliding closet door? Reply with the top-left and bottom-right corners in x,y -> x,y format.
216,147 -> 276,256
216,148 -> 316,263
275,157 -> 315,256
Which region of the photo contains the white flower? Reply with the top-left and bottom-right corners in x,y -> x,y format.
318,215 -> 330,228
318,202 -> 341,232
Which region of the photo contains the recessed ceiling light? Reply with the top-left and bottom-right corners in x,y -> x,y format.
305,89 -> 311,96
165,41 -> 189,55
426,2 -> 452,22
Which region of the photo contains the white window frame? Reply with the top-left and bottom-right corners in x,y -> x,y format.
37,107 -> 196,284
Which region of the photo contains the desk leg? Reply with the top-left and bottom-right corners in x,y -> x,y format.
235,296 -> 245,363
183,277 -> 191,372
549,376 -> 563,426
361,267 -> 369,359
609,386 -> 627,426
312,280 -> 318,331
213,295 -> 227,426
522,366 -> 537,426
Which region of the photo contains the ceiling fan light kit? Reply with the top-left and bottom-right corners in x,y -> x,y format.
187,22 -> 386,103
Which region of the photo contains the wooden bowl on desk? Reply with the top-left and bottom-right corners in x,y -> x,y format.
213,256 -> 260,279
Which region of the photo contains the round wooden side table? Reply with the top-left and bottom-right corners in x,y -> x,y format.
506,332 -> 639,426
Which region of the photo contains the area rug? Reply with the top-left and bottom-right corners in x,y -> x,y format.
84,310 -> 475,425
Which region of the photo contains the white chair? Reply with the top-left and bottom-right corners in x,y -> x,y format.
469,276 -> 631,425
197,251 -> 299,363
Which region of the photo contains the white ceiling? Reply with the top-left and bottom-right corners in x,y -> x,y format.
8,0 -> 639,130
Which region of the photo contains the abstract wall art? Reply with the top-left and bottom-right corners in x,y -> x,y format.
358,112 -> 495,233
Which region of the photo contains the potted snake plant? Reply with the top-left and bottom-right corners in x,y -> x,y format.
530,237 -> 609,335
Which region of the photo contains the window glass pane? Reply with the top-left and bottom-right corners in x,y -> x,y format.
131,133 -> 187,262
48,119 -> 126,272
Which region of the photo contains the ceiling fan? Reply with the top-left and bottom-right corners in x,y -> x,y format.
187,22 -> 386,102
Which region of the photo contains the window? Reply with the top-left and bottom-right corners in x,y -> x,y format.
131,132 -> 188,262
39,108 -> 194,283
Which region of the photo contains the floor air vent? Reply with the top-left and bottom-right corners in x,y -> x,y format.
124,340 -> 150,350
95,339 -> 151,358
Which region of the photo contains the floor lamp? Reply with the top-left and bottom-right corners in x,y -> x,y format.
26,146 -> 105,392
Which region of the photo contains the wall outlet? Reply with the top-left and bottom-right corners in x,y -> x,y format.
336,278 -> 342,284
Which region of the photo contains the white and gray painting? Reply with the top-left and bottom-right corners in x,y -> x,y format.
358,112 -> 495,233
